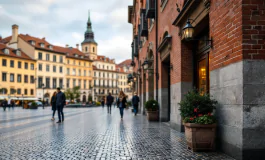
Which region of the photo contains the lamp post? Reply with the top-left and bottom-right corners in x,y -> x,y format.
42,83 -> 45,109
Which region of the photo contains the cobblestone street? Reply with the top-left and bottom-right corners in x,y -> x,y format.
0,107 -> 234,160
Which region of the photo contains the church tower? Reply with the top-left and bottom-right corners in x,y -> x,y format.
81,11 -> 98,60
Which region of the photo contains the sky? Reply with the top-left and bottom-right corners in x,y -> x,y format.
0,0 -> 133,63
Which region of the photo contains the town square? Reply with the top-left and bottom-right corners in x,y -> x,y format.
0,0 -> 265,160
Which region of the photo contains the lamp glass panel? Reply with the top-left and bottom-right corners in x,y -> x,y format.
184,27 -> 194,39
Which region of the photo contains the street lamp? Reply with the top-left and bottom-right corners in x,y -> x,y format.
42,83 -> 45,109
182,19 -> 195,40
142,59 -> 150,70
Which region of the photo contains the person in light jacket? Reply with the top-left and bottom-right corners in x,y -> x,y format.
117,91 -> 127,120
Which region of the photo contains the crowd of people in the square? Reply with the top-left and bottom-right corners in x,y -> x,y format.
1,88 -> 140,122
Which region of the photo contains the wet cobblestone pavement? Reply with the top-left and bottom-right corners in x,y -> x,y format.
0,107 -> 235,160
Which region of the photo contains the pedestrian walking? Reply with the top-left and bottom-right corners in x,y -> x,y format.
50,92 -> 57,121
2,99 -> 7,111
56,87 -> 66,123
117,91 -> 127,120
132,92 -> 140,116
106,93 -> 114,114
7,99 -> 11,108
11,100 -> 15,108
101,97 -> 105,108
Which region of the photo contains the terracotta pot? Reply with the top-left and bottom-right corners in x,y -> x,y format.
146,110 -> 159,121
184,123 -> 216,151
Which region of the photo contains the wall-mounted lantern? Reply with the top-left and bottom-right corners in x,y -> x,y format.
183,19 -> 195,40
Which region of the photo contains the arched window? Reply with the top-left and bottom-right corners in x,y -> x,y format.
93,47 -> 95,52
85,47 -> 88,52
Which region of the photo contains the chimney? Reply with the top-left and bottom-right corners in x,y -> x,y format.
76,44 -> 79,50
66,44 -> 69,48
10,24 -> 19,43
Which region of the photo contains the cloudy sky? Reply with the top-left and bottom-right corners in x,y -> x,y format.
0,0 -> 133,63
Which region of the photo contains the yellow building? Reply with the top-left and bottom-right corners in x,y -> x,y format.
0,43 -> 36,99
57,46 -> 94,102
3,25 -> 66,102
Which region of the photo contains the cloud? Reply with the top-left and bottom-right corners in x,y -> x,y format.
0,0 -> 133,63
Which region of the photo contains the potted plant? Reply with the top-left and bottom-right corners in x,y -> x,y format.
179,90 -> 218,151
145,99 -> 159,121
30,101 -> 38,109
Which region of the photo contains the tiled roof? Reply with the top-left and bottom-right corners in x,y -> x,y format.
0,36 -> 11,44
53,46 -> 93,62
118,59 -> 131,67
0,43 -> 34,61
115,65 -> 126,73
95,55 -> 115,64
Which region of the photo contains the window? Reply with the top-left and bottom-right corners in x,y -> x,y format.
46,54 -> 50,61
93,47 -> 95,52
10,60 -> 14,68
38,77 -> 43,88
31,64 -> 34,70
2,59 -> 7,66
4,49 -> 9,54
31,41 -> 35,45
89,71 -> 91,76
78,80 -> 81,86
49,45 -> 53,50
46,78 -> 50,88
67,60 -> 69,64
60,56 -> 63,63
46,65 -> 50,72
18,61 -> 21,68
84,70 -> 86,76
85,47 -> 88,52
103,65 -> 104,69
59,67 -> 63,73
39,64 -> 42,71
73,79 -> 76,87
16,50 -> 21,56
24,62 -> 28,69
79,70 -> 81,76
40,43 -> 44,48
59,79 -> 63,88
73,60 -> 76,65
24,75 -> 28,83
53,78 -> 57,89
24,89 -> 28,95
30,89 -> 34,95
84,80 -> 86,89
53,66 -> 56,72
17,89 -> 21,95
30,76 -> 34,84
67,79 -> 70,88
17,74 -> 22,83
73,69 -> 76,75
2,73 -> 7,81
53,55 -> 56,62
79,61 -> 81,66
67,68 -> 70,75
94,72 -> 96,77
38,52 -> 42,60
10,74 -> 14,82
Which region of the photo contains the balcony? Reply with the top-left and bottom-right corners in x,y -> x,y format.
140,9 -> 148,37
146,0 -> 155,19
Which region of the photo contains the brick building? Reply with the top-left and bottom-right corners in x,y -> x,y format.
128,0 -> 265,159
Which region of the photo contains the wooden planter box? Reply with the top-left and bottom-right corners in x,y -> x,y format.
146,110 -> 159,121
184,123 -> 216,151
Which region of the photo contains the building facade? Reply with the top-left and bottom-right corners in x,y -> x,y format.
128,0 -> 265,160
0,43 -> 36,99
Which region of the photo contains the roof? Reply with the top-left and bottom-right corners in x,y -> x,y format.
115,65 -> 126,74
0,43 -> 34,61
118,59 -> 132,67
95,55 -> 115,64
0,36 -> 11,44
53,46 -> 93,62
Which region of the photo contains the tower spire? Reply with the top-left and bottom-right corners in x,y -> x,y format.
88,10 -> 91,23
82,10 -> 97,45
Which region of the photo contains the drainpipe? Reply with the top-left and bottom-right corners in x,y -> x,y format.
155,0 -> 159,101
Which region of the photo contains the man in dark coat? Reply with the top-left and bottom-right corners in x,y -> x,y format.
2,99 -> 7,111
132,92 -> 140,116
56,87 -> 66,123
106,93 -> 114,114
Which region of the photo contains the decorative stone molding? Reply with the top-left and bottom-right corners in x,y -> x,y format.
203,0 -> 210,10
157,35 -> 172,61
160,0 -> 168,12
